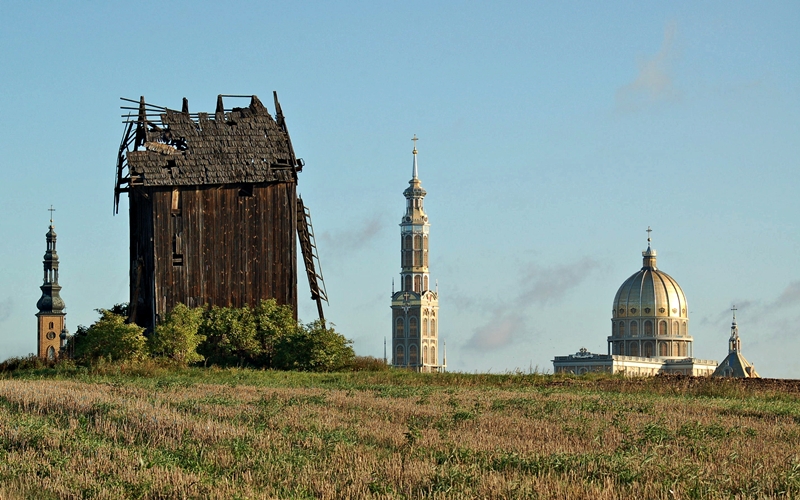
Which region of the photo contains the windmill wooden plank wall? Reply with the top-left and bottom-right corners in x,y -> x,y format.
116,93 -> 312,331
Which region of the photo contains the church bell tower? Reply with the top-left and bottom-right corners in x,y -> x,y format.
36,208 -> 67,360
390,137 -> 441,372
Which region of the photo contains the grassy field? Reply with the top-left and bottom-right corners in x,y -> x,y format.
1,364 -> 799,499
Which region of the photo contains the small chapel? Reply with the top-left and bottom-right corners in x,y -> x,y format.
712,308 -> 760,378
553,229 -> 718,376
390,137 -> 445,372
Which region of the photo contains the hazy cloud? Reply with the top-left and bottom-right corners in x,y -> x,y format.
319,214 -> 384,257
516,258 -> 601,306
771,281 -> 800,309
615,21 -> 679,112
463,256 -> 601,351
466,310 -> 526,351
0,297 -> 11,323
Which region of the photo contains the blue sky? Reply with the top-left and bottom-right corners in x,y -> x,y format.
1,1 -> 798,377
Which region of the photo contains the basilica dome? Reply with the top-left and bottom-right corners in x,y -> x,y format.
609,239 -> 692,358
612,247 -> 687,320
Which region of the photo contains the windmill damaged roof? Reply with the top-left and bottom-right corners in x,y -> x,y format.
124,95 -> 298,187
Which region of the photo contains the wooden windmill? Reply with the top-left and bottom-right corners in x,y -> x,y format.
114,93 -> 327,331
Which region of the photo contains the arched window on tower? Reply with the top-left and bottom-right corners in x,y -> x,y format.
644,320 -> 653,336
46,346 -> 56,361
629,343 -> 639,356
644,342 -> 653,358
630,321 -> 638,337
423,276 -> 429,291
681,321 -> 687,336
431,346 -> 436,365
413,235 -> 422,266
672,321 -> 678,336
404,275 -> 412,292
414,276 -> 421,292
423,345 -> 428,364
619,322 -> 625,337
409,317 -> 418,338
659,342 -> 668,356
659,321 -> 667,336
409,344 -> 418,365
395,345 -> 405,366
423,319 -> 428,337
395,318 -> 405,338
431,319 -> 436,337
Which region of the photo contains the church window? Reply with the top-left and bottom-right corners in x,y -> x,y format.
423,320 -> 428,337
414,276 -> 421,292
423,276 -> 428,291
46,346 -> 56,361
409,317 -> 418,337
659,342 -> 668,356
423,346 -> 428,364
395,345 -> 405,365
644,342 -> 653,358
423,236 -> 428,250
672,321 -> 678,336
424,251 -> 428,267
49,322 -> 54,329
630,321 -> 638,337
46,331 -> 56,340
395,318 -> 404,338
618,322 -> 625,337
659,321 -> 667,336
404,275 -> 412,291
644,320 -> 653,336
629,343 -> 639,356
403,250 -> 412,267
681,321 -> 687,336
404,235 -> 412,250
414,235 -> 422,250
431,319 -> 436,337
409,344 -> 418,365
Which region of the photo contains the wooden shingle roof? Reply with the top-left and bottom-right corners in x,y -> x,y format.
124,95 -> 298,187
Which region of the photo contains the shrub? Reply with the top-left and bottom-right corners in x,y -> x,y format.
72,309 -> 147,363
348,356 -> 390,372
273,320 -> 355,372
148,303 -> 205,364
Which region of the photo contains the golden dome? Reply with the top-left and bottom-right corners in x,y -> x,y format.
612,246 -> 688,320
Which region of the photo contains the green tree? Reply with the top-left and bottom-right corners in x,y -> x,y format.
273,319 -> 355,372
148,303 -> 205,364
72,309 -> 147,363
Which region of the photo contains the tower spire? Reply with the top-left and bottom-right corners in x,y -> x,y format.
412,134 -> 419,179
37,208 -> 67,360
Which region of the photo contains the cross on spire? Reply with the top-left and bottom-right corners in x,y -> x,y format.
48,205 -> 56,225
646,226 -> 652,245
412,134 -> 418,154
731,304 -> 737,322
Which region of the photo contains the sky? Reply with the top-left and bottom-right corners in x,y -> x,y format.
1,1 -> 798,377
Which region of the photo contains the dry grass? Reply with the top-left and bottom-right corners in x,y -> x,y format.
0,367 -> 799,499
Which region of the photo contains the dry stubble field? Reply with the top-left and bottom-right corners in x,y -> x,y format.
0,365 -> 799,499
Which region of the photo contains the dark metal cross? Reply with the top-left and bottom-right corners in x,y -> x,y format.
48,205 -> 56,223
412,134 -> 418,150
646,226 -> 652,244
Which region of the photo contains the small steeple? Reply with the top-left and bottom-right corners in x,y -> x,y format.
729,305 -> 741,353
37,207 -> 65,314
412,134 -> 419,180
642,226 -> 658,270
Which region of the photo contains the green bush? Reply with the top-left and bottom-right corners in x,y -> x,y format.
148,303 -> 205,364
273,319 -> 355,372
72,309 -> 147,363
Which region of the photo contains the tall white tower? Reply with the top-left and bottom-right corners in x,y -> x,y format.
390,136 -> 440,372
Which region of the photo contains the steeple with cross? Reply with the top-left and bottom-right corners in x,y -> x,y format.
36,206 -> 67,360
729,305 -> 741,353
391,135 -> 442,372
642,226 -> 658,270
